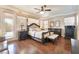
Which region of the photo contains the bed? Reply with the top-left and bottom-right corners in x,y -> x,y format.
29,27 -> 49,43
28,23 -> 49,43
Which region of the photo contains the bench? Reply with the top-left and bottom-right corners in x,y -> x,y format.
47,34 -> 59,43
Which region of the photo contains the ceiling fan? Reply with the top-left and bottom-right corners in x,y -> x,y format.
34,5 -> 51,14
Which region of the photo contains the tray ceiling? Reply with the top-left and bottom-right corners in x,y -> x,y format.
0,5 -> 79,19
13,5 -> 78,17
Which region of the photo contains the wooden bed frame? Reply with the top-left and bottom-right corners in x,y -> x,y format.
28,23 -> 49,43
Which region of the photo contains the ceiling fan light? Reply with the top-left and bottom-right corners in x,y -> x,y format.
40,11 -> 44,14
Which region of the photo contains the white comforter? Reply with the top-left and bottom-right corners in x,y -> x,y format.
29,30 -> 48,39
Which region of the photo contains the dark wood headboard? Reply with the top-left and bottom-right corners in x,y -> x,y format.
28,23 -> 40,28
27,23 -> 40,32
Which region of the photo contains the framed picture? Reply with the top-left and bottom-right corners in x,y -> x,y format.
55,21 -> 60,27
50,21 -> 54,27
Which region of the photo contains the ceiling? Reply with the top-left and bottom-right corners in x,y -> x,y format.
0,5 -> 79,19
13,5 -> 78,18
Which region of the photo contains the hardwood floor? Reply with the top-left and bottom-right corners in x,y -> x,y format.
7,37 -> 72,54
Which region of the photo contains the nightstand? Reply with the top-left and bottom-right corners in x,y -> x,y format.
18,31 -> 28,40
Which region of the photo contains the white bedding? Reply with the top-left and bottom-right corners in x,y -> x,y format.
29,30 -> 48,39
34,31 -> 43,39
29,31 -> 36,37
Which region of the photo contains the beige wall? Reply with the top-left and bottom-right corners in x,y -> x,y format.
28,18 -> 39,25
16,16 -> 27,31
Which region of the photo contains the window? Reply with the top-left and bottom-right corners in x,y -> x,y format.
64,16 -> 75,26
5,18 -> 14,25
4,18 -> 14,39
43,20 -> 48,29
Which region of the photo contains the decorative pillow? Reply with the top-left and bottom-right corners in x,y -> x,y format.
50,32 -> 54,35
29,28 -> 34,31
44,32 -> 49,38
34,27 -> 41,31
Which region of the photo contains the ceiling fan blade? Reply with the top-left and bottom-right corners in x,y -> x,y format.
34,8 -> 40,10
41,6 -> 44,11
45,9 -> 51,11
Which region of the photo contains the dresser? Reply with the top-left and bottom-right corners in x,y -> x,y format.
48,28 -> 62,36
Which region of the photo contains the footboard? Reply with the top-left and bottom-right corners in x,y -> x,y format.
42,31 -> 49,43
